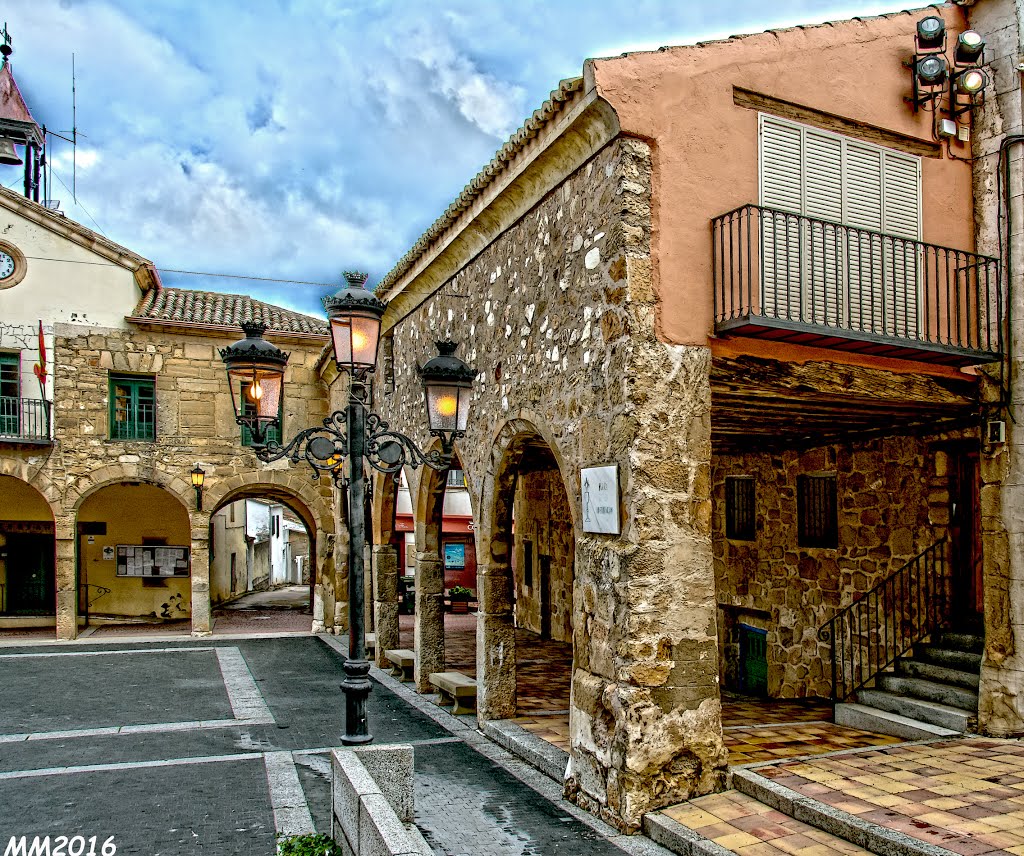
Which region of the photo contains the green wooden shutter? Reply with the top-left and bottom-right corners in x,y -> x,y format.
109,376 -> 156,440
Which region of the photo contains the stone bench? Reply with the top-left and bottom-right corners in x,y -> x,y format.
385,648 -> 415,682
428,671 -> 477,715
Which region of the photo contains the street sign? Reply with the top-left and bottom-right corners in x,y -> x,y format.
581,464 -> 620,534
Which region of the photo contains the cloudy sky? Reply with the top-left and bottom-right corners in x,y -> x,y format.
2,0 -> 923,317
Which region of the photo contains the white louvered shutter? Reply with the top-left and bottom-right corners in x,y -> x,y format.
759,117 -> 802,318
844,142 -> 884,333
881,152 -> 921,338
803,130 -> 843,325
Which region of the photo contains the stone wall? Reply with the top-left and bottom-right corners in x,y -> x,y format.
512,467 -> 573,643
0,321 -> 340,636
375,135 -> 727,831
713,435 -> 958,699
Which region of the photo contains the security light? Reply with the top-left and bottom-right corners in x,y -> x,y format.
916,55 -> 948,88
954,30 -> 985,66
956,68 -> 987,96
915,16 -> 945,51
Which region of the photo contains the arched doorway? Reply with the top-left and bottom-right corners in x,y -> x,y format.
0,475 -> 57,636
208,486 -> 319,634
479,425 -> 575,735
76,482 -> 192,630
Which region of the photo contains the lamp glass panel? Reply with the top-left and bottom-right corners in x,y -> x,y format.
191,468 -> 205,488
330,312 -> 381,370
227,363 -> 282,421
425,382 -> 463,433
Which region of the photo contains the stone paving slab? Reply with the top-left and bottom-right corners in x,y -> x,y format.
754,737 -> 1024,855
0,647 -> 233,734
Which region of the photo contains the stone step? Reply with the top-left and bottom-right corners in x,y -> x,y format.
936,630 -> 984,654
913,643 -> 982,673
835,702 -> 960,741
895,657 -> 980,690
875,673 -> 978,711
857,688 -> 970,732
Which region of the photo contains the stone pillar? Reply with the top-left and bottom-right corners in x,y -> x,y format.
373,544 -> 400,667
967,0 -> 1024,735
55,530 -> 77,641
190,511 -> 212,636
476,539 -> 517,720
567,344 -> 727,832
414,552 -> 445,691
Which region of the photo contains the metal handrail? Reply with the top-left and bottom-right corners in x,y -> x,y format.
818,538 -> 951,702
713,204 -> 1002,356
0,396 -> 51,441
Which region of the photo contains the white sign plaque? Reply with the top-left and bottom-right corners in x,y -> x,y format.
581,465 -> 620,534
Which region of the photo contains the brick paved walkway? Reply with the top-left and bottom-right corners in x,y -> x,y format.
0,635 -> 667,856
755,738 -> 1024,855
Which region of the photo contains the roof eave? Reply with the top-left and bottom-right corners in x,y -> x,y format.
125,315 -> 330,345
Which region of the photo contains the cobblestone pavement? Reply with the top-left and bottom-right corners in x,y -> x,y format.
756,738 -> 1024,855
0,635 -> 672,856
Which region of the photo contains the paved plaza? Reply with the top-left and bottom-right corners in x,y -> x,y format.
0,634 -> 670,856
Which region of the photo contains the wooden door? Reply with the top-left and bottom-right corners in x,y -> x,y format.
949,448 -> 983,623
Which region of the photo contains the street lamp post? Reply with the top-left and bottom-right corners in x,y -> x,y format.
220,271 -> 476,745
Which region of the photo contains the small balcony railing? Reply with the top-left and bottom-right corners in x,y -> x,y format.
712,205 -> 1002,365
0,397 -> 52,443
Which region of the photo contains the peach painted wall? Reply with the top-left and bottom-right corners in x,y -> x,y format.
590,5 -> 975,347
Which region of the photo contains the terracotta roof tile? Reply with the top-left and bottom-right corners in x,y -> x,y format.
131,286 -> 329,337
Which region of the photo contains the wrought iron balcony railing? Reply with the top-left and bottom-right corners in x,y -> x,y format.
712,205 -> 1002,365
0,396 -> 51,443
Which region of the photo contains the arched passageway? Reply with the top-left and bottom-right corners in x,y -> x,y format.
0,475 -> 57,636
478,427 -> 575,727
208,485 -> 320,634
76,482 -> 192,627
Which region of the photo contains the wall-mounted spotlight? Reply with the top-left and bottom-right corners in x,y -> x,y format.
950,67 -> 988,120
910,54 -> 948,111
916,16 -> 946,51
190,464 -> 206,511
954,30 -> 985,66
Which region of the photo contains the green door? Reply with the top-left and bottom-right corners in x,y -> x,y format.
739,624 -> 768,696
0,353 -> 19,435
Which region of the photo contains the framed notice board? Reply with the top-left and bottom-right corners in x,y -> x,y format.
116,545 -> 191,577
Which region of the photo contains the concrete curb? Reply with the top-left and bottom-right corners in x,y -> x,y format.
480,718 -> 569,783
641,813 -> 734,856
732,768 -> 957,856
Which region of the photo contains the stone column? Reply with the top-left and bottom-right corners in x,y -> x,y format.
967,0 -> 1024,735
190,511 -> 212,636
476,536 -> 517,720
373,544 -> 400,667
54,528 -> 77,640
414,551 -> 445,691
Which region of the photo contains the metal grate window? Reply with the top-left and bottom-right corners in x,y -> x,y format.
725,476 -> 756,540
797,474 -> 838,548
109,375 -> 156,441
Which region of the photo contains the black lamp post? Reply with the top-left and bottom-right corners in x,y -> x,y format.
220,272 -> 476,745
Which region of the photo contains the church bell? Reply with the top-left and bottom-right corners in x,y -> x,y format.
0,137 -> 22,166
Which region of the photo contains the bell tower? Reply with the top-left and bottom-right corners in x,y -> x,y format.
0,24 -> 44,201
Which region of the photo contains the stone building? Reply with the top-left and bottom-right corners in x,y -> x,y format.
0,181 -> 341,637
367,4 -> 1004,831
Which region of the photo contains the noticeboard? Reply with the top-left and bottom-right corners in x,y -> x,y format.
116,545 -> 191,577
443,542 -> 466,569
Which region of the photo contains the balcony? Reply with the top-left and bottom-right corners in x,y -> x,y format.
0,397 -> 52,444
712,205 -> 1002,366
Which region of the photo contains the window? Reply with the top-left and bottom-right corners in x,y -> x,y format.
759,115 -> 921,334
240,383 -> 281,446
725,476 -> 756,541
109,375 -> 155,440
0,353 -> 19,435
797,474 -> 838,548
446,468 -> 467,488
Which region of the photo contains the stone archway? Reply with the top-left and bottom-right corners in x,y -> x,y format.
477,418 -> 579,721
0,474 -> 60,635
206,470 -> 334,634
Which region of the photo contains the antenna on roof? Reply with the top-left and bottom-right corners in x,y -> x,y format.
71,53 -> 76,201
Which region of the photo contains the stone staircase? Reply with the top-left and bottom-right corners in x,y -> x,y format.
835,626 -> 982,739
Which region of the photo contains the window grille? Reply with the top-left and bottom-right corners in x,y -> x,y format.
797,474 -> 838,548
725,476 -> 756,540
